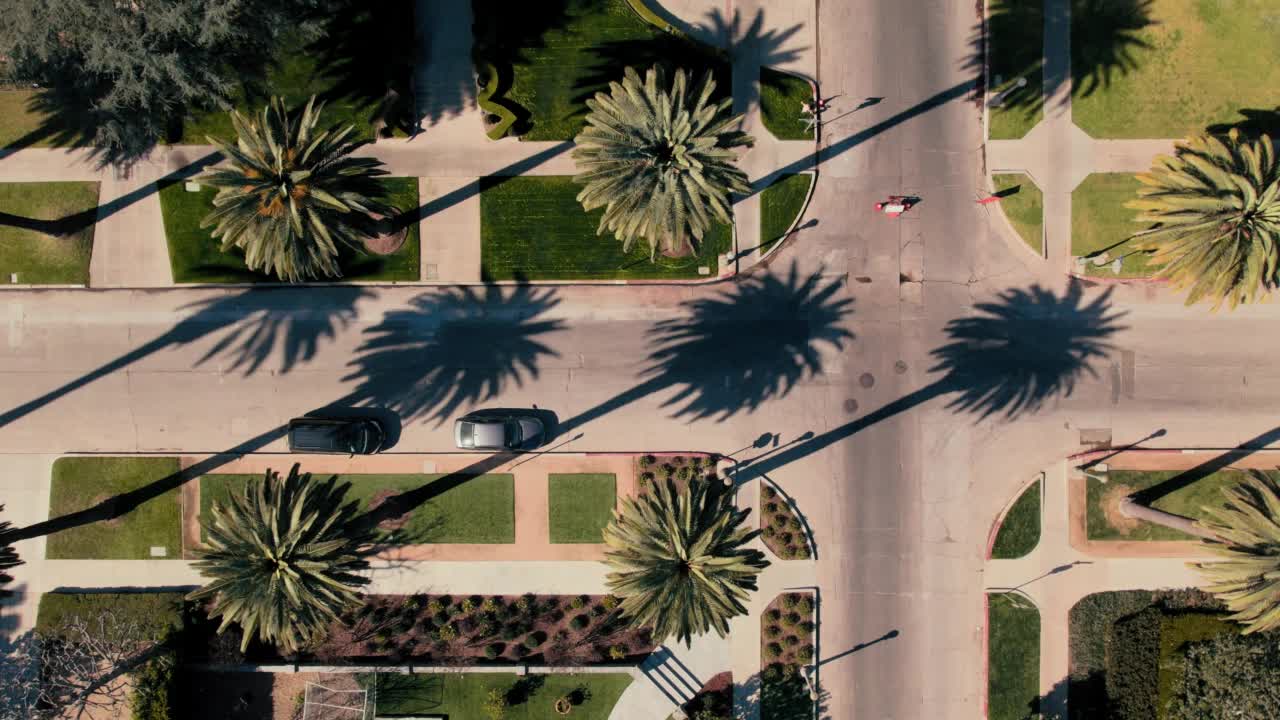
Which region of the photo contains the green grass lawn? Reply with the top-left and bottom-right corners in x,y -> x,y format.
480,175 -> 731,280
987,0 -> 1044,139
1072,0 -> 1280,138
987,592 -> 1041,720
992,174 -> 1043,255
38,591 -> 185,639
759,173 -> 813,256
472,0 -> 728,141
760,67 -> 814,141
0,90 -> 81,149
548,473 -> 616,543
159,176 -> 419,283
200,472 -> 515,544
991,477 -> 1041,559
1071,173 -> 1157,278
45,457 -> 182,559
0,182 -> 99,284
364,672 -> 632,719
1086,468 -> 1271,541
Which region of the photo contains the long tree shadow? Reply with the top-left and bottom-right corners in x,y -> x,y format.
339,283 -> 564,426
966,0 -> 1154,114
735,283 -> 1125,481
1126,424 -> 1280,509
307,0 -> 417,136
1207,107 -> 1280,140
0,286 -> 373,430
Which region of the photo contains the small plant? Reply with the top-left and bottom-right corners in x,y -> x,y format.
763,486 -> 778,500
374,630 -> 391,644
501,624 -> 521,641
570,595 -> 587,609
764,624 -> 782,638
397,615 -> 415,631
800,620 -> 816,635
437,623 -> 458,642
762,525 -> 777,538
523,631 -> 545,650
784,611 -> 802,627
640,454 -> 656,467
403,596 -> 422,611
427,599 -> 444,615
482,597 -> 499,612
609,644 -> 627,660
601,595 -> 619,611
483,688 -> 507,720
554,629 -> 571,642
765,501 -> 779,513
484,642 -> 504,659
783,593 -> 801,609
784,663 -> 800,677
590,604 -> 606,617
793,545 -> 811,560
661,463 -> 676,477
570,614 -> 590,630
763,663 -> 782,681
796,596 -> 814,614
772,514 -> 788,528
788,517 -> 802,530
677,466 -> 693,481
640,471 -> 655,485
515,594 -> 532,613
765,642 -> 783,658
461,598 -> 476,614
475,621 -> 494,638
797,644 -> 814,661
433,610 -> 450,625
778,532 -> 793,545
766,608 -> 782,622
783,634 -> 799,647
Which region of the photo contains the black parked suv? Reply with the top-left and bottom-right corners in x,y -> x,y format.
286,417 -> 385,454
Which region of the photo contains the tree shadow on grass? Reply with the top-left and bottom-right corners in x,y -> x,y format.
735,283 -> 1125,481
1207,107 -> 1280,140
341,283 -> 565,426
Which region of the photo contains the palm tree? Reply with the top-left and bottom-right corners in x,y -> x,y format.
1126,129 -> 1280,309
603,476 -> 768,645
187,464 -> 375,654
200,96 -> 397,283
573,65 -> 753,260
1190,470 -> 1280,633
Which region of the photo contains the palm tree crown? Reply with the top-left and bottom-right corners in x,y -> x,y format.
200,96 -> 396,282
573,65 -> 753,259
1127,129 -> 1280,309
1193,470 -> 1280,633
603,476 -> 769,646
187,464 -> 375,654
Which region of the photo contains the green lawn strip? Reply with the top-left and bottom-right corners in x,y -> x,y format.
480,175 -> 730,280
179,2 -> 415,143
38,591 -> 185,639
759,174 -> 813,256
45,457 -> 182,559
1085,468 -> 1271,541
986,0 -> 1044,140
759,67 -> 814,141
991,174 -> 1043,255
473,0 -> 728,141
364,671 -> 631,719
159,176 -> 419,283
548,473 -> 616,543
1071,173 -> 1157,278
991,477 -> 1041,559
1072,0 -> 1280,139
0,181 -> 99,284
200,472 -> 515,544
0,89 -> 84,149
987,592 -> 1040,720
1155,612 -> 1236,713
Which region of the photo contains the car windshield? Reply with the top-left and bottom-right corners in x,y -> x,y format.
506,421 -> 521,444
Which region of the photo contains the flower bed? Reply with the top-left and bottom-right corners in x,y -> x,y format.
760,484 -> 811,560
761,591 -> 816,719
676,671 -> 732,720
313,594 -> 654,665
635,453 -> 719,490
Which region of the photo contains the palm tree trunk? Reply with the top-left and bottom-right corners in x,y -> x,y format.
1118,497 -> 1220,541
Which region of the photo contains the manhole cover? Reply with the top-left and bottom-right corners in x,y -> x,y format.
843,398 -> 859,413
894,360 -> 908,374
859,373 -> 876,388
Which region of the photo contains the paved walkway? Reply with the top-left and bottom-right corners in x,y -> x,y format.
984,0 -> 1179,278
983,461 -> 1206,719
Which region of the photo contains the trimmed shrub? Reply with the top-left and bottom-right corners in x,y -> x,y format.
765,642 -> 783,658
570,614 -> 590,630
437,624 -> 458,642
787,517 -> 802,530
640,455 -> 656,467
766,608 -> 782,622
764,624 -> 783,638
764,501 -> 779,513
792,545 -> 811,560
1105,607 -> 1162,720
602,595 -> 620,611
784,611 -> 802,626
427,599 -> 444,615
762,526 -> 776,538
484,642 -> 505,659
797,644 -> 814,662
609,644 -> 627,660
523,632 -> 545,650
796,596 -> 814,614
783,634 -> 799,647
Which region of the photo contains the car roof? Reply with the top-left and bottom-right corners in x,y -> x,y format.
470,420 -> 507,447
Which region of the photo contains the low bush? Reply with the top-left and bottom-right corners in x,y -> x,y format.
1169,632 -> 1280,720
484,642 -> 504,659
1106,607 -> 1161,720
570,614 -> 590,630
130,651 -> 176,720
609,644 -> 627,660
765,642 -> 783,658
796,644 -> 814,662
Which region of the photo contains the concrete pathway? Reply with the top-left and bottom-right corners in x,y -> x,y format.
983,461 -> 1206,719
984,0 -> 1179,278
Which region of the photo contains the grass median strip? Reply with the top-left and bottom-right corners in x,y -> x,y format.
0,181 -> 100,285
759,174 -> 813,256
991,476 -> 1041,559
200,472 -> 515,544
1071,173 -> 1155,278
992,174 -> 1043,256
548,473 -> 616,543
480,175 -> 730,280
160,176 -> 419,283
987,592 -> 1040,720
45,457 -> 182,560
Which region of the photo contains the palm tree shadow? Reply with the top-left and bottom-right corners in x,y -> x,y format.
737,669 -> 831,720
644,263 -> 853,422
340,283 -> 565,426
1207,107 -> 1280,140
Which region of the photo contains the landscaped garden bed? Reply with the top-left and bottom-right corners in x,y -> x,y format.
200,472 -> 515,544
359,670 -> 632,720
987,592 -> 1040,720
985,0 -> 1043,140
548,473 -> 616,543
479,176 -> 731,281
1067,588 -> 1238,719
38,590 -> 185,638
1084,468 -> 1264,542
672,671 -> 732,720
759,173 -> 814,256
45,456 -> 182,559
760,591 -> 816,720
1071,173 -> 1155,278
0,181 -> 100,284
1071,0 -> 1280,139
992,174 -> 1043,256
990,476 -> 1041,559
759,67 -> 814,141
159,176 -> 420,283
760,483 -> 811,560
471,0 -> 728,141
635,453 -> 719,490
316,594 -> 654,665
